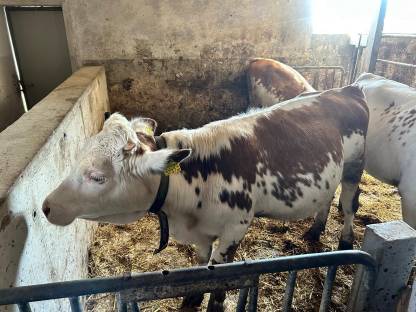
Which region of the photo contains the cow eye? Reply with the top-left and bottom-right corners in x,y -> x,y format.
89,173 -> 107,184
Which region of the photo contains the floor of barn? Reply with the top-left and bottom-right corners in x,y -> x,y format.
86,172 -> 402,311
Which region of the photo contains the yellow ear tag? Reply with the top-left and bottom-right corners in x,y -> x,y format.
164,161 -> 181,176
144,126 -> 153,136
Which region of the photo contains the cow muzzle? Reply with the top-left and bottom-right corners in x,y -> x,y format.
41,198 -> 76,226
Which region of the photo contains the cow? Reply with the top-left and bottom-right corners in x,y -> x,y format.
247,58 -> 315,108
42,86 -> 368,311
354,73 -> 416,229
247,58 -> 416,230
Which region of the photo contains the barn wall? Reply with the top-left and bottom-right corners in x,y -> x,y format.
0,9 -> 24,132
0,66 -> 109,312
60,0 -> 313,131
375,35 -> 416,87
0,0 -> 355,132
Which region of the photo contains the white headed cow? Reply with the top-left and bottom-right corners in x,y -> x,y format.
43,86 -> 368,311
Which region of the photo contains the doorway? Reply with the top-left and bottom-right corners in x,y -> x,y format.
5,6 -> 72,109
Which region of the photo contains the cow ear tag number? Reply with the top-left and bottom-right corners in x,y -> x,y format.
164,161 -> 181,176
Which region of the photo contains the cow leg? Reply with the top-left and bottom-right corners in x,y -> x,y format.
206,225 -> 247,312
181,242 -> 213,310
399,173 -> 416,229
339,181 -> 359,249
303,203 -> 331,242
338,186 -> 361,214
339,158 -> 365,249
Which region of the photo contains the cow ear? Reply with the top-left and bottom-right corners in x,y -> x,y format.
168,149 -> 192,164
146,149 -> 191,175
131,117 -> 157,136
123,140 -> 137,155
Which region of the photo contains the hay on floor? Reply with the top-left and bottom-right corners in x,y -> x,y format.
87,172 -> 402,311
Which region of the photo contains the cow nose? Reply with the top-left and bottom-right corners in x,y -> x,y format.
42,201 -> 51,217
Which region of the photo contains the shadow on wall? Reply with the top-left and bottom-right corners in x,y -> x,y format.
85,57 -> 251,133
0,212 -> 28,311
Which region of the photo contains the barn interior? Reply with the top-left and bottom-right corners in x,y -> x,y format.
0,1 -> 415,311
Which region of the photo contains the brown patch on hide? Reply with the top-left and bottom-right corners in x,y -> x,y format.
247,58 -> 315,106
219,190 -> 252,212
179,86 -> 368,208
136,133 -> 157,151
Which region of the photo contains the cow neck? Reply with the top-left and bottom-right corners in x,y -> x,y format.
148,135 -> 170,254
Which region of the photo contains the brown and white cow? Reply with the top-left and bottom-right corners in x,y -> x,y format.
247,60 -> 416,230
42,86 -> 368,311
247,58 -> 315,108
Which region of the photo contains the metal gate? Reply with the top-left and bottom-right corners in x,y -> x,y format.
293,65 -> 346,90
0,250 -> 376,312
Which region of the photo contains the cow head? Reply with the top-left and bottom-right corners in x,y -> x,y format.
42,113 -> 191,226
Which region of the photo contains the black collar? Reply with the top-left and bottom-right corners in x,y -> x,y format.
148,136 -> 170,254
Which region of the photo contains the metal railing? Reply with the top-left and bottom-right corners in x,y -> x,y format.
293,65 -> 346,89
376,58 -> 416,69
0,250 -> 376,312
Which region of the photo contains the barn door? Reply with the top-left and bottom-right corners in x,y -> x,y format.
5,6 -> 72,109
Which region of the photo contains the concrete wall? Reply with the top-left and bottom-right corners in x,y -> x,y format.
0,9 -> 24,132
60,0 -> 313,131
375,35 -> 416,87
0,66 -> 109,312
61,0 -> 357,130
1,0 -> 355,132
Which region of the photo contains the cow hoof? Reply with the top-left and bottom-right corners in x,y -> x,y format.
206,301 -> 224,312
303,228 -> 321,242
338,240 -> 353,250
179,307 -> 200,312
181,294 -> 204,309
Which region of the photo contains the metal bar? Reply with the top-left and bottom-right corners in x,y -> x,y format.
319,266 -> 338,312
361,0 -> 388,73
293,65 -> 345,73
129,301 -> 140,312
282,271 -> 297,312
69,297 -> 82,312
17,303 -> 31,312
0,250 -> 376,306
382,34 -> 416,39
247,278 -> 259,312
236,288 -> 249,312
116,293 -> 127,312
376,59 -> 416,69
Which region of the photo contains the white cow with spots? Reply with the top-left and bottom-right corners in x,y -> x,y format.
42,86 -> 368,311
354,73 -> 416,228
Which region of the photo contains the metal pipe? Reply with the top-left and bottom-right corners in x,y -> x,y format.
117,293 -> 127,312
282,271 -> 297,312
236,288 -> 249,312
376,59 -> 416,69
129,301 -> 140,312
0,250 -> 376,306
69,297 -> 83,312
17,303 -> 31,312
382,34 -> 416,39
319,266 -> 338,312
247,278 -> 259,312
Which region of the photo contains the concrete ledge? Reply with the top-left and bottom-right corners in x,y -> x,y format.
0,66 -> 109,312
0,66 -> 105,204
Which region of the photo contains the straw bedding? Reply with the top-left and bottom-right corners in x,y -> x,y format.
86,172 -> 401,311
